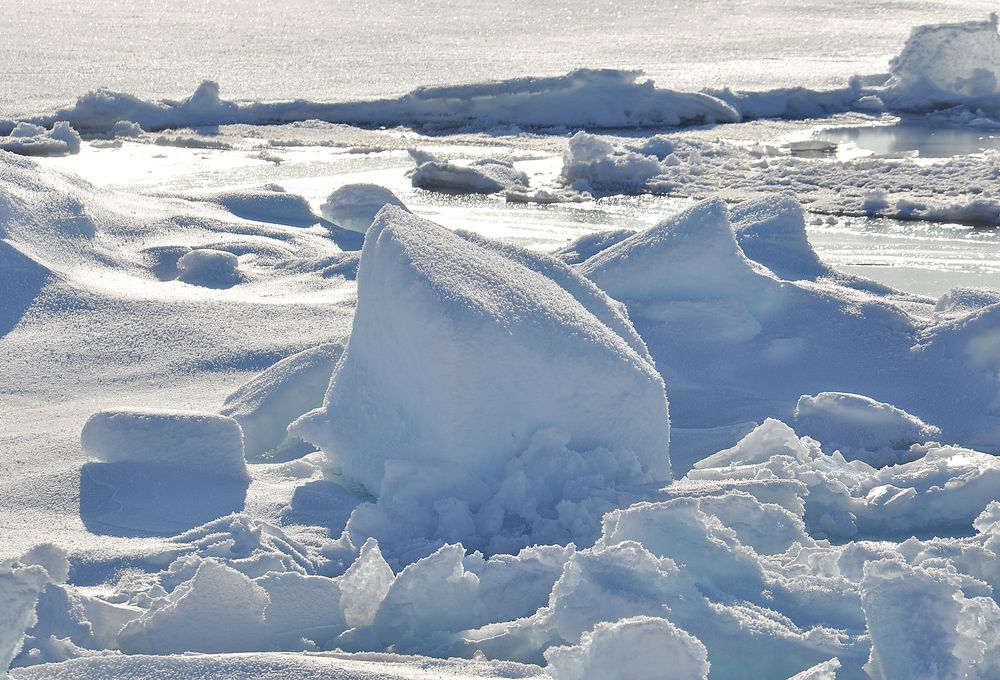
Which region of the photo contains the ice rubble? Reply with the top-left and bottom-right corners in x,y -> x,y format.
291,206 -> 670,555
559,131 -> 1000,227
0,122 -> 81,157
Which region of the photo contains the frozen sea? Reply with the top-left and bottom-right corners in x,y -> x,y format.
5,3 -> 1000,679
3,0 -> 997,117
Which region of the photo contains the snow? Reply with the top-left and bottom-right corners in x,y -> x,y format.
1,555 -> 58,680
200,187 -> 322,228
731,195 -> 828,281
221,342 -> 346,461
0,122 -> 81,157
291,206 -> 669,555
18,70 -> 740,136
793,392 -> 941,461
7,7 -> 1000,680
81,409 -> 249,482
117,559 -> 269,654
411,157 -> 529,194
558,131 -> 1000,228
320,184 -> 408,233
543,616 -> 710,680
176,248 -> 241,287
886,13 -> 1000,109
560,132 -> 662,194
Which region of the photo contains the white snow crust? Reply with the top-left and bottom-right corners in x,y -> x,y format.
7,12 -> 1000,680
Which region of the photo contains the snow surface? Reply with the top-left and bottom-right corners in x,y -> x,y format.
6,8 -> 1000,680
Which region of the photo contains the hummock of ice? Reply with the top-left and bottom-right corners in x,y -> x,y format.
411,156 -> 529,194
81,409 -> 249,481
730,195 -> 828,281
543,616 -> 710,680
575,195 -> 1000,452
0,122 -> 82,157
319,184 -> 407,233
580,197 -> 779,305
291,205 -> 670,554
887,13 -> 1000,108
793,392 -> 941,461
18,70 -> 740,135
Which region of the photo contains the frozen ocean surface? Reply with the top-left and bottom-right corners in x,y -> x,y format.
2,0 -> 997,117
4,3 -> 1000,679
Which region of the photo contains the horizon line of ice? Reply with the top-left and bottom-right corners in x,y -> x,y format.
8,12 -> 1000,138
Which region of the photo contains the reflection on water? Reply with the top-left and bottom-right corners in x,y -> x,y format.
816,120 -> 1000,158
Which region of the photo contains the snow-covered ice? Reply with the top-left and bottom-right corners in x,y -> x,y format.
5,6 -> 1000,680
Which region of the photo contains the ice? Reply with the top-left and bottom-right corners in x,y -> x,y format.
793,392 -> 941,462
560,132 -> 1000,229
110,120 -> 144,138
553,228 -> 636,266
936,287 -> 1000,316
1,554 -> 58,680
9,9 -> 1000,677
694,419 -> 811,470
81,409 -> 249,481
560,132 -> 662,194
887,13 -> 1000,109
689,420 -> 1000,540
0,122 -> 81,157
118,559 -> 269,654
8,652 -> 548,679
338,539 -> 394,629
543,616 -> 710,680
859,559 -> 993,679
291,206 -> 669,555
21,70 -> 740,135
80,411 -> 251,535
580,197 -> 779,305
176,248 -> 241,288
786,659 -> 841,680
256,571 -> 346,648
731,195 -> 828,281
320,184 -> 407,233
411,157 -> 529,194
221,342 -> 346,460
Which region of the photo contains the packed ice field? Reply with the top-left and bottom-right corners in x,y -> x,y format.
5,7 -> 1000,680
